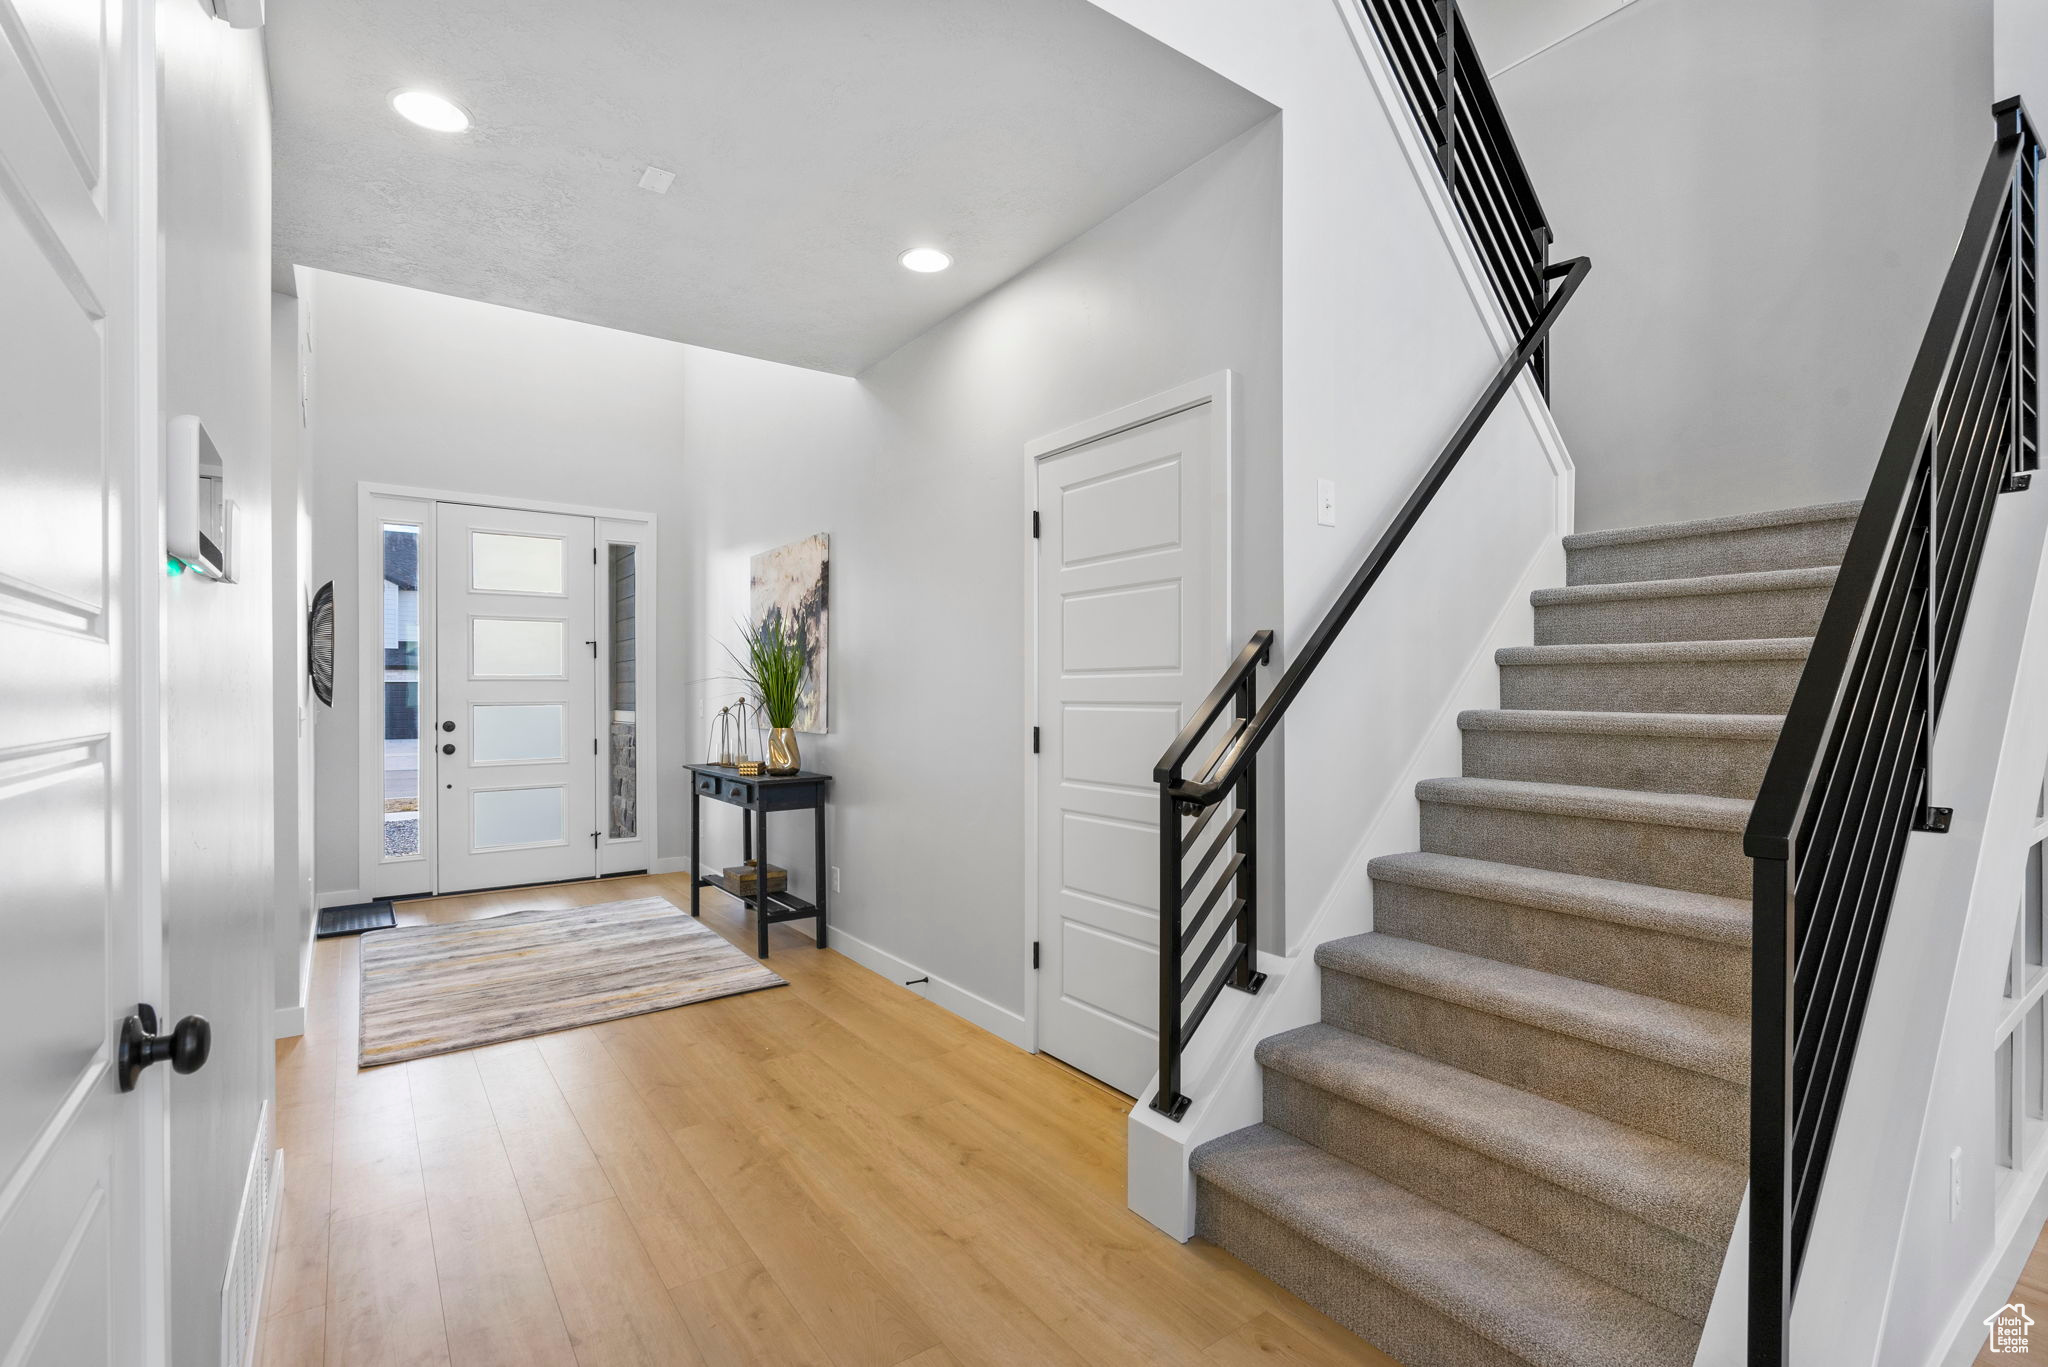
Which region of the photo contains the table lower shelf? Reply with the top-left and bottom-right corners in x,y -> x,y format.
699,877 -> 820,925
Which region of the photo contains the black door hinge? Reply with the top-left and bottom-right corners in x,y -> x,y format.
1031,511 -> 1040,539
1032,940 -> 1040,970
1032,726 -> 1040,754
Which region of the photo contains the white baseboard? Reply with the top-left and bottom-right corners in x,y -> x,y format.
649,856 -> 694,876
273,1005 -> 306,1040
316,888 -> 365,909
828,927 -> 1030,1050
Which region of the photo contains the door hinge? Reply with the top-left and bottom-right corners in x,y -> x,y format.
1031,510 -> 1040,539
593,737 -> 599,755
1032,725 -> 1040,754
1032,940 -> 1040,970
593,547 -> 599,563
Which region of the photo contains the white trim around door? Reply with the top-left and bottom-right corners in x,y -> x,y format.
1021,372 -> 1236,1078
354,483 -> 658,899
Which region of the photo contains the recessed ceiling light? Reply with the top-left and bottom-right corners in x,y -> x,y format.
391,90 -> 470,133
898,247 -> 952,274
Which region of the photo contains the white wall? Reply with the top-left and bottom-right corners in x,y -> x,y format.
674,120 -> 1283,1027
304,270 -> 690,903
1072,0 -> 1570,974
272,291 -> 315,1034
156,3 -> 274,1364
1481,0 -> 1994,532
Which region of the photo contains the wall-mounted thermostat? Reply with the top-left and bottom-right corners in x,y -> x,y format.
168,415 -> 236,582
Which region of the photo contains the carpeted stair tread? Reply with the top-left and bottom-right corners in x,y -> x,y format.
1414,775 -> 1750,833
1368,850 -> 1751,945
1456,708 -> 1783,742
1531,563 -> 1837,609
1563,500 -> 1861,552
1316,934 -> 1748,1084
1191,1125 -> 1702,1367
1497,636 -> 1813,668
1256,1024 -> 1744,1244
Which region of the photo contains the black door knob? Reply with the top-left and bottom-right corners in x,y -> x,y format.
117,1005 -> 211,1092
442,720 -> 455,732
442,743 -> 456,755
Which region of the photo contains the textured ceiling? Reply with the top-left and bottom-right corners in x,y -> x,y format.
269,0 -> 1272,374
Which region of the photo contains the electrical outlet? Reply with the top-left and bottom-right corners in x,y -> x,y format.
831,866 -> 841,893
1316,479 -> 1337,527
1951,1146 -> 1964,1220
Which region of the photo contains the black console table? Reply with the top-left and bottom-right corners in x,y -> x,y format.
686,763 -> 832,959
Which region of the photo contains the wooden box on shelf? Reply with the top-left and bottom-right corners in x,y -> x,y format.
717,861 -> 787,896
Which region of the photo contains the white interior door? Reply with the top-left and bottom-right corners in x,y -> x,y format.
434,504 -> 599,892
1,0 -> 153,1362
1034,399 -> 1224,1094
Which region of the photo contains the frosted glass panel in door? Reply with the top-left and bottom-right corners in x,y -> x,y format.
471,617 -> 565,677
471,531 -> 564,594
472,786 -> 567,849
471,704 -> 566,764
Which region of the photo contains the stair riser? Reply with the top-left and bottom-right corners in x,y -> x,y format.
1372,880 -> 1749,1014
1535,581 -> 1832,646
1263,1072 -> 1720,1321
1498,656 -> 1804,715
1462,726 -> 1774,800
1196,1183 -> 1536,1367
1320,968 -> 1747,1162
1420,797 -> 1748,898
1567,518 -> 1857,586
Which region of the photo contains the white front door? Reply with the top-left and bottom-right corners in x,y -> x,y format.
1,0 -> 155,1362
1034,398 -> 1225,1094
434,503 -> 600,892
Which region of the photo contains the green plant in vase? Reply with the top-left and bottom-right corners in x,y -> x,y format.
728,613 -> 808,775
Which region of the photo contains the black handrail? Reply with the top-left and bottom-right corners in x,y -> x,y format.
1162,257 -> 1589,811
1146,0 -> 1582,1123
1746,98 -> 2040,1364
1149,256 -> 1588,1120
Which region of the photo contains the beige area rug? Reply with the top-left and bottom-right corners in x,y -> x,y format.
357,897 -> 785,1067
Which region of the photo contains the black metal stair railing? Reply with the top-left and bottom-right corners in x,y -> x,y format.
1360,0 -> 1556,388
1746,98 -> 2040,1364
1147,0 -> 1576,1122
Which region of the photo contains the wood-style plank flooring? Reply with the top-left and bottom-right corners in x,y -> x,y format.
1977,1215 -> 2048,1363
258,873 -> 1396,1367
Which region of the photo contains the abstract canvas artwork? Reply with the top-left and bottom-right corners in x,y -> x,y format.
750,533 -> 829,733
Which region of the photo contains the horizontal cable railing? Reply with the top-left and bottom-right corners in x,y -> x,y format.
1360,0 -> 1555,386
1149,256 -> 1588,1120
1746,97 -> 2041,1364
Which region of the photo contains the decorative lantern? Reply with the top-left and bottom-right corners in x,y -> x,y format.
706,704 -> 738,768
732,697 -> 765,776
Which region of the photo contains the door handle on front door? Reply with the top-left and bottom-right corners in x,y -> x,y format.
117,1004 -> 211,1091
442,743 -> 456,755
441,720 -> 455,732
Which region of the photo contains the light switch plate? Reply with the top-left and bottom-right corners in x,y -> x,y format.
1316,479 -> 1337,528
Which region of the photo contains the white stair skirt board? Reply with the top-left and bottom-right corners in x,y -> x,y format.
828,928 -> 1030,1052
220,1103 -> 283,1367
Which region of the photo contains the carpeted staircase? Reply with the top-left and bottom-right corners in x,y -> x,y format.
1189,500 -> 1862,1367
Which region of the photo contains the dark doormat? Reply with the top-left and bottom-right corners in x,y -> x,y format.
316,901 -> 398,938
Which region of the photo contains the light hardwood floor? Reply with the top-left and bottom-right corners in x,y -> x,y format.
259,873 -> 1397,1367
1977,1216 -> 2048,1364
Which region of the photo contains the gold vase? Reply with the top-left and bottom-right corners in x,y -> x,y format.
766,726 -> 800,775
